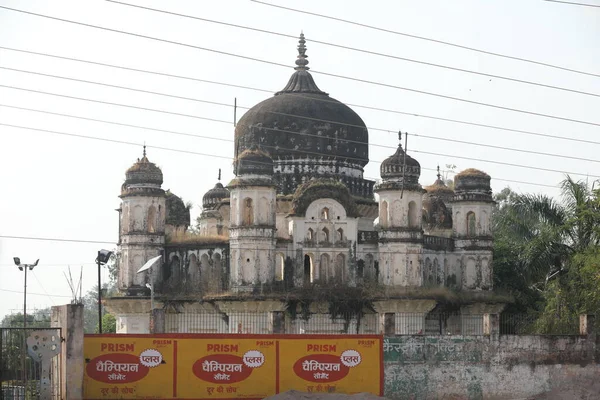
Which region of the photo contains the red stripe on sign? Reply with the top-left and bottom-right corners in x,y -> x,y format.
275,340 -> 280,393
173,340 -> 178,397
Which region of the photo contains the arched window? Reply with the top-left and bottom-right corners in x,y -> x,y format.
467,212 -> 476,237
334,254 -> 345,283
212,253 -> 223,291
303,254 -> 314,285
307,228 -> 314,243
276,253 -> 285,281
243,198 -> 254,225
258,197 -> 269,224
319,254 -> 330,282
189,254 -> 199,284
380,201 -> 389,227
321,207 -> 330,220
425,258 -> 432,285
408,201 -> 418,228
147,205 -> 157,233
337,228 -> 344,242
132,205 -> 143,231
321,227 -> 330,243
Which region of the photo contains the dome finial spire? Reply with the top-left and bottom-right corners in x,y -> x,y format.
295,32 -> 309,71
143,142 -> 147,158
218,168 -> 221,182
437,165 -> 441,180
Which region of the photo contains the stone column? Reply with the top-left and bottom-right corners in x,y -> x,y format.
151,309 -> 166,333
51,304 -> 84,400
483,313 -> 500,337
580,314 -> 595,336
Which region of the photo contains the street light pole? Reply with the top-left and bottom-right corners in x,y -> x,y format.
97,254 -> 102,334
95,250 -> 114,334
13,257 -> 39,394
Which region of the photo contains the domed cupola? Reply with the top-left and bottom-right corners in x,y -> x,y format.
424,166 -> 454,203
423,166 -> 454,229
234,33 -> 373,198
376,132 -> 421,192
453,168 -> 493,202
202,169 -> 229,210
121,146 -> 164,197
236,145 -> 274,176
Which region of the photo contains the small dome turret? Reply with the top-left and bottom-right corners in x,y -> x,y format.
424,166 -> 454,202
236,145 -> 274,176
453,168 -> 493,202
423,166 -> 453,229
203,169 -> 229,210
121,146 -> 164,197
375,132 -> 422,193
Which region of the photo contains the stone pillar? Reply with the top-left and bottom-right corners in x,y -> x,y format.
272,311 -> 285,334
483,313 -> 500,337
580,314 -> 595,336
51,304 -> 84,400
151,309 -> 165,333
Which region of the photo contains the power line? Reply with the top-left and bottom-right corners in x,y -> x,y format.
0,288 -> 72,298
543,0 -> 600,7
31,270 -> 56,306
6,68 -> 600,163
250,0 -> 600,78
105,0 -> 600,99
0,235 -> 114,245
0,122 -> 570,188
2,46 -> 598,147
1,5 -> 599,127
0,263 -> 96,267
0,85 -> 600,177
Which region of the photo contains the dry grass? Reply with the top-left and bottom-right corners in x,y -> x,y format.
455,168 -> 490,178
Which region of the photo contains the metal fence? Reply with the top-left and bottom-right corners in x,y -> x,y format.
162,312 -> 486,335
499,313 -> 580,335
0,328 -> 62,400
161,311 -> 587,336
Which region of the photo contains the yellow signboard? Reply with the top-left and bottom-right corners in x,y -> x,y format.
278,336 -> 382,395
83,334 -> 382,399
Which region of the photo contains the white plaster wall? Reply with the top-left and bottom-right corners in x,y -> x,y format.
116,314 -> 150,334
378,243 -> 423,287
378,191 -> 422,229
452,202 -> 493,237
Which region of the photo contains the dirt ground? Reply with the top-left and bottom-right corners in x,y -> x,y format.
263,390 -> 388,400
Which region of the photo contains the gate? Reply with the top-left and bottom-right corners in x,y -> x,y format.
0,328 -> 62,400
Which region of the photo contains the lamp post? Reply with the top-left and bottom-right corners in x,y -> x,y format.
95,250 -> 114,334
13,257 -> 39,392
13,257 -> 39,329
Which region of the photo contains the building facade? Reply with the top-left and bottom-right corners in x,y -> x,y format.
107,35 -> 499,334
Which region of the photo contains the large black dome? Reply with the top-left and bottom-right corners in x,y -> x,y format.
234,34 -> 373,198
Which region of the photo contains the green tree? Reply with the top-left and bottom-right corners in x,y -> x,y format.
492,177 -> 600,327
98,313 -> 117,333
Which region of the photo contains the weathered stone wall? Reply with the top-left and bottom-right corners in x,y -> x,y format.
383,335 -> 599,399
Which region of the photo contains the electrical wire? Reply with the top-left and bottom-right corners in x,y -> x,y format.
3,67 -> 600,164
0,235 -> 114,245
31,270 -> 56,306
105,0 -> 600,98
543,0 -> 600,7
1,5 -> 599,127
0,287 -> 72,298
0,121 -> 569,187
250,0 -> 600,78
2,46 -> 598,147
2,82 -> 600,178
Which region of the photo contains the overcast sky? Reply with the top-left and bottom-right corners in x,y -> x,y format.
1,0 -> 599,320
